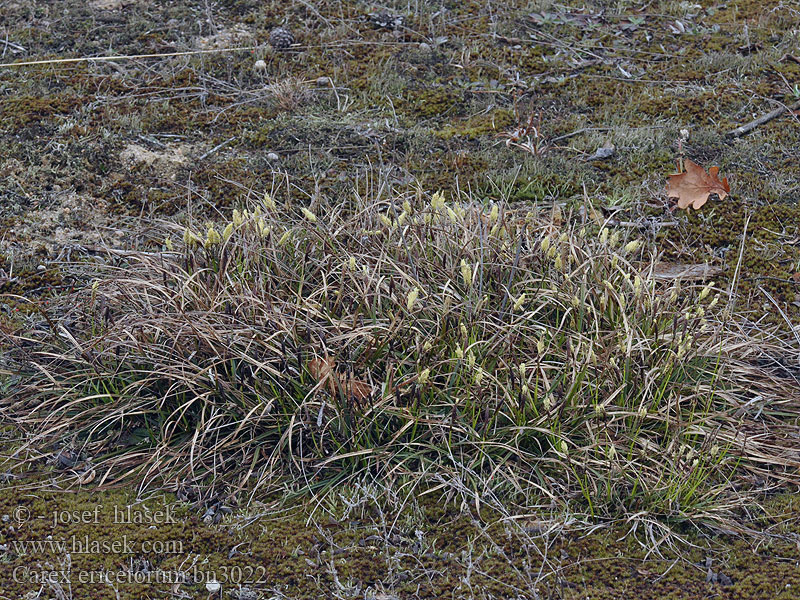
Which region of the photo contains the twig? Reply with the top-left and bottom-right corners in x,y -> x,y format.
727,211 -> 751,315
0,41 -> 415,69
726,99 -> 800,138
1,38 -> 26,53
198,137 -> 236,160
0,46 -> 261,68
137,134 -> 167,149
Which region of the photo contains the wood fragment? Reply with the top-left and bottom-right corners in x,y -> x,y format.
651,262 -> 723,280
726,99 -> 800,138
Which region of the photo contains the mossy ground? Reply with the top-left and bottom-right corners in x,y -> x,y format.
1,479 -> 799,600
1,0 -> 800,597
1,0 -> 797,320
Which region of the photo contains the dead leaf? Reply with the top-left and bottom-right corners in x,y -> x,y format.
666,158 -> 730,210
551,203 -> 563,227
309,357 -> 372,403
78,469 -> 96,485
309,357 -> 336,396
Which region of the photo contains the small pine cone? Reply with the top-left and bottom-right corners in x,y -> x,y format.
269,27 -> 295,50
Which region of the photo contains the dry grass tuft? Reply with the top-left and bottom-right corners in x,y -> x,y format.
3,184 -> 800,526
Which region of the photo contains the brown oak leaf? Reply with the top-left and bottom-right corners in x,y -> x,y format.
666,158 -> 730,210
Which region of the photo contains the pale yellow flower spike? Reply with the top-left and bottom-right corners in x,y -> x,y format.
624,240 -> 641,254
513,293 -> 526,311
540,236 -> 551,253
460,259 -> 473,287
489,204 -> 498,224
205,226 -> 221,248
418,368 -> 430,385
301,207 -> 317,223
699,281 -> 715,301
407,287 -> 420,311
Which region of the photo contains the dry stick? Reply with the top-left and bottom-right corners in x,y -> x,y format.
0,46 -> 261,68
727,211 -> 751,316
726,99 -> 800,138
198,137 -> 236,161
0,41 -> 415,69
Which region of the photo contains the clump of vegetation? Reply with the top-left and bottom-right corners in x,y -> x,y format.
4,184 -> 799,526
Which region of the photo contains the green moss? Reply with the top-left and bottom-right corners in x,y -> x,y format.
0,482 -> 797,599
0,94 -> 77,133
401,87 -> 465,119
658,200 -> 800,321
436,107 -> 515,139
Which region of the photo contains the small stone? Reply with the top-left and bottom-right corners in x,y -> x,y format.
418,42 -> 431,51
266,152 -> 279,161
316,76 -> 331,86
587,141 -> 616,161
253,59 -> 267,72
206,580 -> 221,593
269,27 -> 294,50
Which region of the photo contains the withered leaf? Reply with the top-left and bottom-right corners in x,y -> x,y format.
666,158 -> 730,210
308,357 -> 372,402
